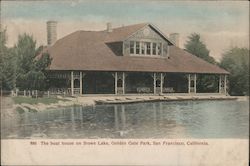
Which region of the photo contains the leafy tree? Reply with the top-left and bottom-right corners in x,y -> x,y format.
35,52 -> 52,72
185,33 -> 218,92
185,33 -> 216,64
0,31 -> 51,91
0,28 -> 16,90
220,47 -> 249,96
15,34 -> 37,74
14,34 -> 52,90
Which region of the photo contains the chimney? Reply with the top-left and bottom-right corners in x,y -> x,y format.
169,33 -> 179,47
47,20 -> 57,46
107,22 -> 112,32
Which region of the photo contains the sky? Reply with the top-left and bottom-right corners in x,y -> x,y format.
1,0 -> 249,61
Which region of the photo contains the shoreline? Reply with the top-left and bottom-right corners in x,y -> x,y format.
2,95 -> 248,113
94,95 -> 239,105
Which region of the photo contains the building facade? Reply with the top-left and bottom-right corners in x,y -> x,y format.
45,23 -> 229,96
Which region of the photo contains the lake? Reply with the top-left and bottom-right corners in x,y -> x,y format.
1,100 -> 249,139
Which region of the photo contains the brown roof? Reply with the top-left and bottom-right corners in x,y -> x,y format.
47,23 -> 229,74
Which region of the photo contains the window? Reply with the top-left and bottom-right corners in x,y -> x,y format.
156,43 -> 162,55
136,41 -> 140,54
130,41 -> 134,54
141,42 -> 145,55
146,42 -> 151,55
152,43 -> 157,55
129,41 -> 163,56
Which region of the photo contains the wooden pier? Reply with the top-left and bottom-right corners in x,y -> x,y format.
95,95 -> 237,105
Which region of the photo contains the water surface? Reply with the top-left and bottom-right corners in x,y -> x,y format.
1,100 -> 249,139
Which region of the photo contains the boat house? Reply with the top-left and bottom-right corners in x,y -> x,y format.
45,21 -> 229,96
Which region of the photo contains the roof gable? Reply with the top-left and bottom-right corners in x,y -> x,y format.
124,24 -> 174,45
104,23 -> 148,42
46,23 -> 229,74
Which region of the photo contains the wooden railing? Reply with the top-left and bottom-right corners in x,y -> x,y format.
5,88 -> 71,98
136,87 -> 151,93
163,87 -> 175,93
73,88 -> 81,95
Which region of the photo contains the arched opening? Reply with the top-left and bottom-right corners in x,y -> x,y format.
196,74 -> 219,93
74,79 -> 80,88
83,72 -> 115,94
117,79 -> 123,87
156,79 -> 161,87
125,73 -> 153,94
163,73 -> 188,93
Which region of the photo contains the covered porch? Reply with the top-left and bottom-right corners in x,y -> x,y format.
48,71 -> 228,96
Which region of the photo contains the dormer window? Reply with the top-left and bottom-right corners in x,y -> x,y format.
152,43 -> 157,55
146,42 -> 151,54
130,41 -> 135,54
141,42 -> 145,54
157,43 -> 162,55
135,41 -> 140,54
129,40 -> 163,56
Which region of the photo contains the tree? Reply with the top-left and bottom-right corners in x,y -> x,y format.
0,28 -> 16,90
185,33 -> 216,64
35,52 -> 52,72
15,34 -> 37,74
0,31 -> 51,91
220,47 -> 249,96
14,34 -> 52,90
18,71 -> 46,90
184,33 -> 218,92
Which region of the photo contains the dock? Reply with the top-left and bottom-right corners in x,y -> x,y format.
94,95 -> 238,105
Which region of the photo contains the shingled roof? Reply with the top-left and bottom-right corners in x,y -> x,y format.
46,23 -> 229,74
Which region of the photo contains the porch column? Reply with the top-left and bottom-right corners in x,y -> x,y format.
153,73 -> 156,94
122,72 -> 125,94
188,74 -> 196,94
194,74 -> 197,93
219,75 -> 221,93
71,71 -> 74,96
224,75 -> 227,95
188,74 -> 190,93
79,72 -> 82,95
219,75 -> 223,94
115,72 -> 118,95
219,74 -> 227,94
160,73 -> 163,94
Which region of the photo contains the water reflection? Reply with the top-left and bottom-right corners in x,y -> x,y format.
1,100 -> 249,139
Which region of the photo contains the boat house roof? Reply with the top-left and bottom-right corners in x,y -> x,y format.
46,23 -> 229,74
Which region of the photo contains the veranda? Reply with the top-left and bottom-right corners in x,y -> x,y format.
48,71 -> 228,96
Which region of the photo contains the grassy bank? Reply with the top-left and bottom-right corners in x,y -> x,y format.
12,96 -> 70,105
